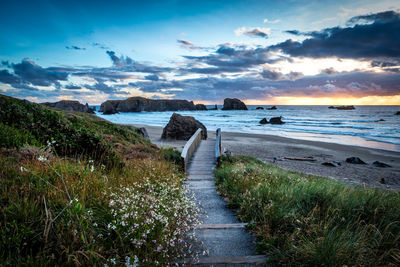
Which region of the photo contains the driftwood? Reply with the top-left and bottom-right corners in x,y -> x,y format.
283,157 -> 316,162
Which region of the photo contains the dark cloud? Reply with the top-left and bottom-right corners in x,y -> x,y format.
0,69 -> 20,84
216,45 -> 236,56
106,50 -> 172,73
145,74 -> 159,81
64,84 -> 81,90
66,45 -> 86,50
273,10 -> 400,59
244,28 -> 269,38
347,10 -> 400,25
261,69 -> 283,80
321,67 -> 337,75
12,59 -> 69,87
84,82 -> 119,94
236,27 -> 270,38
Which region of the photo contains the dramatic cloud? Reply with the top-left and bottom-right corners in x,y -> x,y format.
0,59 -> 70,90
235,27 -> 271,38
64,84 -> 82,90
275,10 -> 400,59
144,74 -> 159,81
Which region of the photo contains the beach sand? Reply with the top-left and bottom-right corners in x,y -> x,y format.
134,124 -> 400,190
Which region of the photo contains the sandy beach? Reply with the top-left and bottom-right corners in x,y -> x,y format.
134,124 -> 400,190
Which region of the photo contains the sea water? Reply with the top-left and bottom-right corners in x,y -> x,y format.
94,105 -> 400,152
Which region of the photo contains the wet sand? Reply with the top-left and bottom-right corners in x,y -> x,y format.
134,124 -> 400,190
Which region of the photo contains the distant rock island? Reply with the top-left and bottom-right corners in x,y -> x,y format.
41,100 -> 95,113
328,105 -> 355,110
99,97 -> 207,114
221,98 -> 248,110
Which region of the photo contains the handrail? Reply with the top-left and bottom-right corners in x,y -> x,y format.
181,128 -> 203,173
215,128 -> 222,167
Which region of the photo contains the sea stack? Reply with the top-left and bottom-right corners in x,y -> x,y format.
221,98 -> 248,110
99,97 -> 208,114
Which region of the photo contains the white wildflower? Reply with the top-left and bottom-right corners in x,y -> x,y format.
37,155 -> 47,162
20,166 -> 28,172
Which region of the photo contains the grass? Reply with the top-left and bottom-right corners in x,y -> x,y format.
0,95 -> 200,265
215,155 -> 400,266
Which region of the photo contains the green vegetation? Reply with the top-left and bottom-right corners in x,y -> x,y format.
0,95 -> 199,265
215,155 -> 400,266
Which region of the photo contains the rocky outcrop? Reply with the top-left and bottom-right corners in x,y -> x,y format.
259,116 -> 285,124
395,111 -> 400,115
267,106 -> 277,110
99,97 -> 207,114
195,104 -> 207,110
269,116 -> 285,124
221,98 -> 248,110
256,107 -> 264,110
161,113 -> 207,140
329,105 -> 355,110
41,100 -> 95,113
373,161 -> 391,168
101,101 -> 119,115
346,157 -> 366,164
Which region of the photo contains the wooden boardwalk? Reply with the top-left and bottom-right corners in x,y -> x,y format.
184,133 -> 268,266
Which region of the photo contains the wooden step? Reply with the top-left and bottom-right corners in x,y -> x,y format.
196,223 -> 246,229
186,255 -> 268,265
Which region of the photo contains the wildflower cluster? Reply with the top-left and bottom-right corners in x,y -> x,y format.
107,180 -> 200,264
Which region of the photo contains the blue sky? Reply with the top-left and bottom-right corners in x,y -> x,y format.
1,0 -> 400,104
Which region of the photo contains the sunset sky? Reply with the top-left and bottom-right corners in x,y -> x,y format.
1,0 -> 400,105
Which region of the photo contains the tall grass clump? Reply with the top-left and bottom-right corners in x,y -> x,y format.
215,155 -> 400,266
0,95 -> 200,265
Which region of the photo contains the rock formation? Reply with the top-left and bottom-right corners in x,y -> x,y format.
161,113 -> 207,140
195,104 -> 207,110
346,157 -> 366,164
221,98 -> 248,110
41,100 -> 95,113
99,97 -> 207,114
259,118 -> 268,124
269,116 -> 285,124
256,107 -> 264,110
267,106 -> 277,110
329,105 -> 355,110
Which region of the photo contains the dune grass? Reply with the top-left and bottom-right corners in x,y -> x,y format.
0,95 -> 199,265
215,155 -> 400,266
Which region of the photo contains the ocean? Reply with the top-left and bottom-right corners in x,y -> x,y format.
94,105 -> 400,152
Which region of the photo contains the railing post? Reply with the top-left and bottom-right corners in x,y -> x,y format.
215,128 -> 222,168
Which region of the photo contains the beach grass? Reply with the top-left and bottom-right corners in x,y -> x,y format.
215,155 -> 400,266
0,95 -> 199,265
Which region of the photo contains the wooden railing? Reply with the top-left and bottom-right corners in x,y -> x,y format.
215,128 -> 222,167
181,128 -> 203,173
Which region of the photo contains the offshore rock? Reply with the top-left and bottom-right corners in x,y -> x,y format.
269,116 -> 285,124
221,98 -> 248,110
99,97 -> 206,114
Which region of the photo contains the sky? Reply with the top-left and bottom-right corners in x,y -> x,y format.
1,0 -> 400,105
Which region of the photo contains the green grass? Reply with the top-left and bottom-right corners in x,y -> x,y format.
215,155 -> 400,266
0,95 -> 199,265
